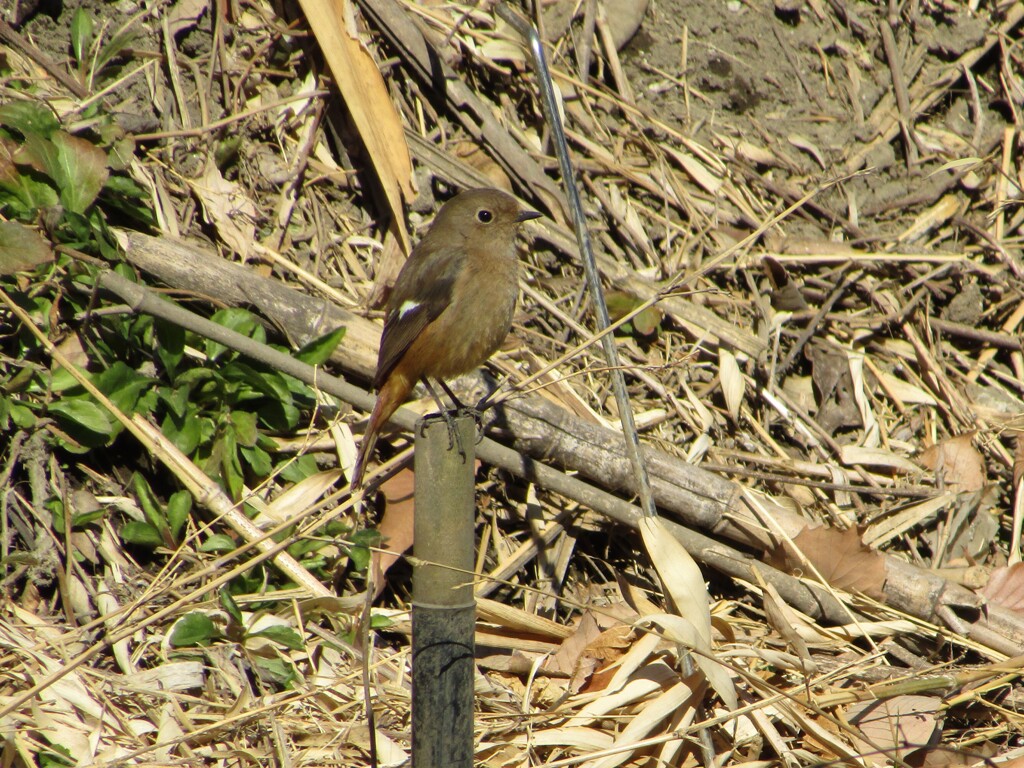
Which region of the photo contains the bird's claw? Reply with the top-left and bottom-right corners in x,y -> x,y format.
422,407 -> 484,457
455,406 -> 485,444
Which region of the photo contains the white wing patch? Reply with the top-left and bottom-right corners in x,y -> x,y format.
398,300 -> 420,318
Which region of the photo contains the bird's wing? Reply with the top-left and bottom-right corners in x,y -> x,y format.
374,246 -> 462,388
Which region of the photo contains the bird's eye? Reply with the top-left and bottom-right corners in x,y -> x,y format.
477,209 -> 494,223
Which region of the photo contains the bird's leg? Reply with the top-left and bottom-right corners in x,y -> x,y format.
438,379 -> 484,440
420,377 -> 467,459
436,378 -> 466,410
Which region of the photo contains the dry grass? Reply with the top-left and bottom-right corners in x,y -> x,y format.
2,0 -> 1024,766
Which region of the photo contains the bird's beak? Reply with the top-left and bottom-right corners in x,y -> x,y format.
516,209 -> 542,223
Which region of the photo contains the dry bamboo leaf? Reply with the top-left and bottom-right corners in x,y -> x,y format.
347,724 -> 407,767
788,133 -> 826,169
1014,436 -> 1024,488
256,469 -> 342,526
862,493 -> 955,548
167,0 -> 209,36
752,568 -> 814,669
514,726 -> 614,752
920,433 -> 986,492
640,518 -> 711,644
568,660 -> 678,725
872,367 -> 938,406
190,160 -> 257,259
719,348 -> 744,420
769,524 -> 887,599
296,0 -> 413,250
607,182 -> 652,255
981,562 -> 1024,612
840,445 -> 920,474
638,613 -> 737,710
897,194 -> 961,243
585,680 -> 697,768
848,351 -> 879,447
663,145 -> 724,194
451,141 -> 512,191
477,17 -> 529,63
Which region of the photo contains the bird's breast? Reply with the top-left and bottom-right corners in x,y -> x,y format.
421,253 -> 519,380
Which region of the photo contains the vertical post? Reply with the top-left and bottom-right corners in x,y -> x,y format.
411,414 -> 477,768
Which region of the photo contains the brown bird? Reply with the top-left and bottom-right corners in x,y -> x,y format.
350,188 -> 541,489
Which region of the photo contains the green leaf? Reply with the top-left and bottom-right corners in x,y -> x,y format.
218,430 -> 244,499
92,361 -> 153,414
0,158 -> 60,217
158,385 -> 191,419
119,521 -> 163,548
279,454 -> 318,483
7,399 -> 36,429
206,308 -> 263,360
47,498 -> 67,534
132,474 -> 165,532
219,587 -> 244,625
0,101 -> 60,138
21,132 -> 109,214
153,319 -> 185,378
200,534 -> 236,553
0,221 -> 54,275
47,367 -> 80,393
169,612 -> 218,647
294,327 -> 345,366
161,411 -> 203,455
223,361 -> 291,402
239,444 -> 272,477
70,8 -> 94,66
38,744 -> 73,768
95,26 -> 136,73
166,490 -> 192,539
258,399 -> 301,432
248,625 -> 304,651
250,656 -> 295,687
48,397 -> 113,436
71,507 -> 105,528
229,410 -> 258,447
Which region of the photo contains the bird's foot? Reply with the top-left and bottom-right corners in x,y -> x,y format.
421,406 -> 483,457
421,408 -> 467,461
455,405 -> 485,444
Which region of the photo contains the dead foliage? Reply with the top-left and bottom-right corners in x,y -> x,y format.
2,0 -> 1024,765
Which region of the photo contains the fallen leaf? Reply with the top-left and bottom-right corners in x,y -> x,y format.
370,468 -> 416,596
846,695 -> 943,764
189,160 -> 257,260
719,348 -> 744,420
920,433 -> 986,492
546,611 -> 634,694
769,524 -> 887,599
0,221 -> 54,275
981,562 -> 1024,612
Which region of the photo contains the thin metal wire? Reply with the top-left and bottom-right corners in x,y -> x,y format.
496,3 -> 658,518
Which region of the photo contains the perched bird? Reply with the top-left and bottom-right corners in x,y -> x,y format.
350,188 -> 541,489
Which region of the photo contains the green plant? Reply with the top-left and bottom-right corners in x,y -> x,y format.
69,7 -> 138,92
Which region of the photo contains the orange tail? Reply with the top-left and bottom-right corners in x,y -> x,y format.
351,373 -> 413,490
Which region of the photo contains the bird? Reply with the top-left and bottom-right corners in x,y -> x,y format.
350,187 -> 541,490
